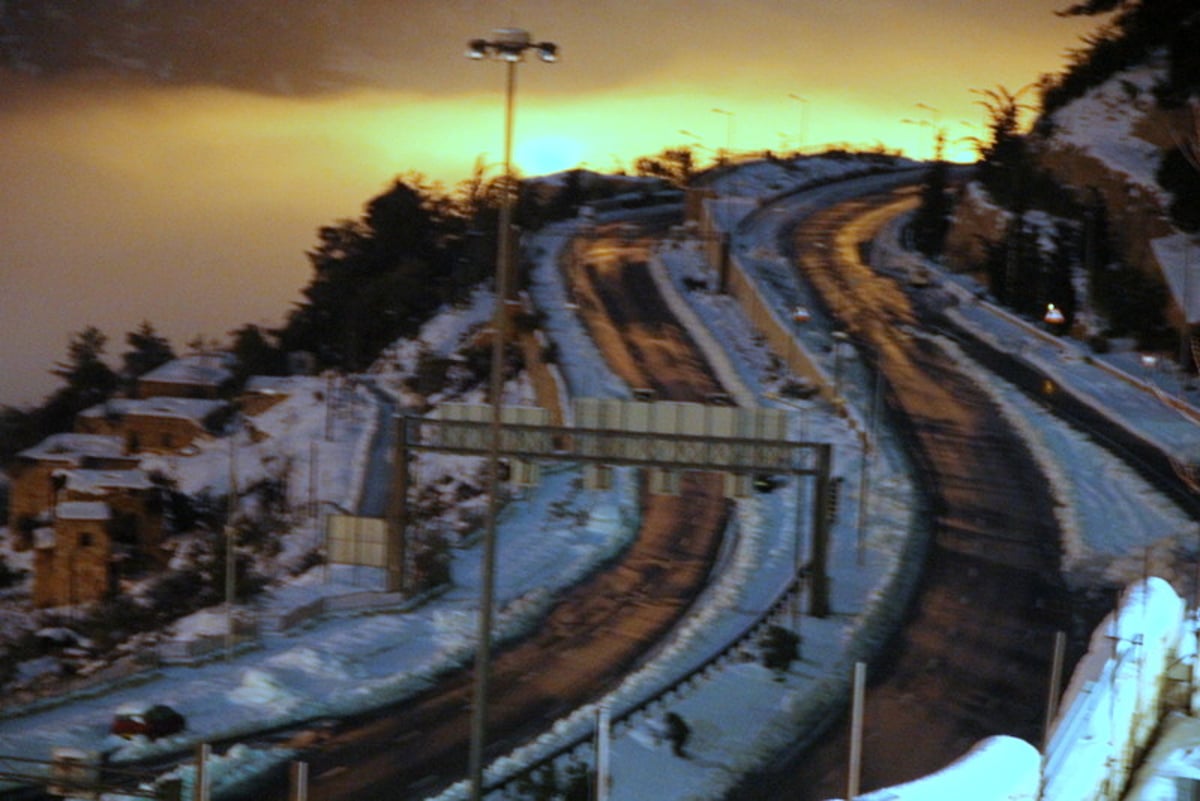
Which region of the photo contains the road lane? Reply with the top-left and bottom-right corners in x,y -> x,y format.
278,218 -> 732,801
726,187 -> 1073,800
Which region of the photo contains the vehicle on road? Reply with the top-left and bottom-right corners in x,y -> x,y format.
111,703 -> 186,740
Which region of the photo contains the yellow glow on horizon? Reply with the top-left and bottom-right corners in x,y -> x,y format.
13,76 -> 984,205
337,86 -> 987,188
31,78 -> 982,204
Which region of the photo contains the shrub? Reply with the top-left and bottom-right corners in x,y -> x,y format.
760,624 -> 802,675
664,711 -> 691,758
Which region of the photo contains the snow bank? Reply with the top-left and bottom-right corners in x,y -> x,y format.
850,736 -> 1041,801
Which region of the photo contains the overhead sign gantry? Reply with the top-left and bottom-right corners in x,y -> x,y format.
378,399 -> 836,617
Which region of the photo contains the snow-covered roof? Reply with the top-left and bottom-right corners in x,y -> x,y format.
243,375 -> 304,394
80,396 -> 225,423
55,468 -> 153,494
55,501 -> 111,521
18,433 -> 128,463
139,353 -> 233,387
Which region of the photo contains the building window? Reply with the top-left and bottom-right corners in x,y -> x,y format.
80,532 -> 94,548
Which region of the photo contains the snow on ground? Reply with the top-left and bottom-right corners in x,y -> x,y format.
0,155 -> 1197,801
1153,233 -> 1200,325
1126,712 -> 1200,801
1046,60 -> 1169,200
957,338 -> 1196,585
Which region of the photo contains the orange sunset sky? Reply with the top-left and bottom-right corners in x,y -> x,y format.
0,0 -> 1102,406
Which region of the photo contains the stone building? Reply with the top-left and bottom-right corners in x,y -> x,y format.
6,434 -> 138,543
28,468 -> 167,609
75,397 -> 227,454
238,376 -> 297,416
33,501 -> 113,607
135,352 -> 234,400
59,468 -> 165,568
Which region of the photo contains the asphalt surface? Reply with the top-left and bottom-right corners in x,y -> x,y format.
259,218 -> 733,801
725,187 -> 1077,800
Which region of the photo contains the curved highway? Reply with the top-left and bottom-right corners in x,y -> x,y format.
266,218 -> 732,801
726,183 -> 1075,800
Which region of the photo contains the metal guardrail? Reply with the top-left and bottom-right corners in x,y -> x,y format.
0,751 -> 167,800
479,559 -> 808,795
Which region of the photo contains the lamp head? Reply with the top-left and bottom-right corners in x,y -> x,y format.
466,28 -> 558,64
492,27 -> 531,49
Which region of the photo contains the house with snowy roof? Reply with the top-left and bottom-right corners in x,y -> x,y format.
238,375 -> 305,416
59,468 -> 164,558
76,396 -> 228,454
135,352 -> 234,400
27,468 -> 168,608
6,434 -> 138,540
32,500 -> 114,607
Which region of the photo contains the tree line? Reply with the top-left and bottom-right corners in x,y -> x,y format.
0,161 -> 657,469
909,0 -> 1196,351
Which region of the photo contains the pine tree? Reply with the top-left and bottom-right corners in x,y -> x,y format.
53,326 -> 118,405
229,324 -> 286,383
910,131 -> 953,259
38,326 -> 119,433
122,320 -> 175,381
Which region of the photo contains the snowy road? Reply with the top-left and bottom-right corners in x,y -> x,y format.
724,184 -> 1073,800
2,156 -> 1194,801
283,216 -> 736,801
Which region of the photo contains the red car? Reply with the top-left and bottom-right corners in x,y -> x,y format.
111,703 -> 186,740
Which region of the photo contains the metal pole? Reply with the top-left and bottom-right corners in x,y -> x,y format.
1044,630 -> 1066,750
856,430 -> 869,566
1181,242 -> 1192,380
387,417 -> 410,593
469,54 -> 517,801
832,331 -> 848,405
324,374 -> 333,442
225,421 -> 237,662
596,702 -> 612,801
792,459 -> 805,627
789,93 -> 808,153
192,743 -> 210,801
848,661 -> 866,800
856,370 -> 880,565
810,443 -> 833,618
290,761 -> 308,801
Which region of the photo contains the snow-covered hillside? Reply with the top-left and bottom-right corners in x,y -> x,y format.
1037,56 -> 1198,326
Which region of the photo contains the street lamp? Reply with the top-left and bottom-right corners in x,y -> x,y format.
712,107 -> 734,163
788,93 -> 809,153
904,102 -> 943,161
466,28 -> 558,302
766,391 -> 811,627
832,330 -> 850,405
225,411 -> 242,662
466,26 -> 557,801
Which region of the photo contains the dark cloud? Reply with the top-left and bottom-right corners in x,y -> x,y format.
1,0 -> 1093,99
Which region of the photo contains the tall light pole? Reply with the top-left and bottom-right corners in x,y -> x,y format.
712,107 -> 734,163
766,392 -> 811,627
465,27 -> 557,801
904,102 -> 943,161
788,93 -> 809,153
